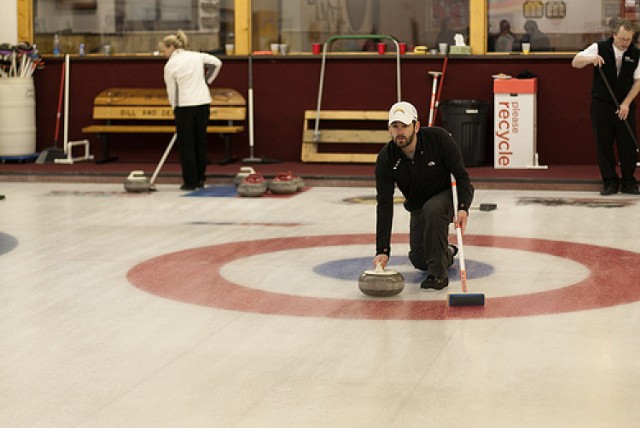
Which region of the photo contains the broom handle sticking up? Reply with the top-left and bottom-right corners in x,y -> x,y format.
451,174 -> 468,293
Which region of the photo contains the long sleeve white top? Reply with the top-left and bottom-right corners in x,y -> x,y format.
163,49 -> 223,108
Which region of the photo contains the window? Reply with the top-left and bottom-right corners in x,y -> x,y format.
488,0 -> 624,53
33,0 -> 234,55
28,0 -> 635,55
251,0 -> 470,53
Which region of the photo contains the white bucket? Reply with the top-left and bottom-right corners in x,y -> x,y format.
0,78 -> 36,156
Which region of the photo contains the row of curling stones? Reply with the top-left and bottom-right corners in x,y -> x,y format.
235,167 -> 305,197
358,263 -> 405,297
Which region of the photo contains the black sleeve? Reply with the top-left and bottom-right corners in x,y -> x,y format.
375,147 -> 395,256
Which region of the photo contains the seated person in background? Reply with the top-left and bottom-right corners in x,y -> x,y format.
521,20 -> 551,51
494,19 -> 516,52
436,18 -> 457,47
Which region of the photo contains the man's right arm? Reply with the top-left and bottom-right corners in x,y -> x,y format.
572,43 -> 600,69
374,152 -> 395,265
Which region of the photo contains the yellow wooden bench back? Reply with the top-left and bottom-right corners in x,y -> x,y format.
92,87 -> 246,121
301,110 -> 390,163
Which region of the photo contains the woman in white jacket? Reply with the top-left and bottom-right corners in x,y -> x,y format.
160,30 -> 223,190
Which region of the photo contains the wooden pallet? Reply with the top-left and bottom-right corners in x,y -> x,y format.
301,110 -> 390,163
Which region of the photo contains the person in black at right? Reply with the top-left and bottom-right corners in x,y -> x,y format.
572,18 -> 640,195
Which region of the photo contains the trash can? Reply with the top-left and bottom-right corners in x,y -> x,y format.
439,100 -> 489,167
493,78 -> 543,168
0,77 -> 36,157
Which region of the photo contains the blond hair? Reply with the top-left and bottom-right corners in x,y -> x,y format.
160,30 -> 188,50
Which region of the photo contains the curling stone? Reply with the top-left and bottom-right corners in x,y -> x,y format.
233,166 -> 257,187
124,170 -> 151,193
292,174 -> 305,191
237,173 -> 268,197
268,171 -> 298,195
358,263 -> 404,297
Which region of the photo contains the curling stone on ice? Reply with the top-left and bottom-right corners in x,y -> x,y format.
233,166 -> 257,186
124,170 -> 152,193
237,173 -> 268,197
268,171 -> 298,195
292,173 -> 305,191
358,263 -> 404,297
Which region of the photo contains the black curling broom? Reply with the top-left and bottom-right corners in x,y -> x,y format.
596,65 -> 639,151
448,174 -> 485,307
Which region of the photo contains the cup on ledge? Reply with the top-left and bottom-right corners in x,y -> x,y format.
225,43 -> 234,55
438,43 -> 448,54
522,42 -> 531,55
377,42 -> 387,54
279,44 -> 289,55
312,43 -> 322,55
399,42 -> 407,55
270,43 -> 279,54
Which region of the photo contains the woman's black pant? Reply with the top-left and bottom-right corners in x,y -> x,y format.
174,104 -> 210,187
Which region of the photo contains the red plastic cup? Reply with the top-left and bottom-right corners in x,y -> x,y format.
312,43 -> 322,55
399,42 -> 407,54
377,43 -> 386,54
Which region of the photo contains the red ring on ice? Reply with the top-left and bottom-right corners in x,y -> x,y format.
127,234 -> 640,320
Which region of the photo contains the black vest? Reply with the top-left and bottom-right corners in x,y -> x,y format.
592,38 -> 640,107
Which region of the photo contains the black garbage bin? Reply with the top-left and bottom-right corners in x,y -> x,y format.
439,100 -> 489,167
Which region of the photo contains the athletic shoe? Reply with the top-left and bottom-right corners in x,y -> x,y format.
420,275 -> 449,290
448,244 -> 458,267
621,184 -> 640,195
600,183 -> 618,195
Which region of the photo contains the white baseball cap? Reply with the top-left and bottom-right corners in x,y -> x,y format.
388,101 -> 418,125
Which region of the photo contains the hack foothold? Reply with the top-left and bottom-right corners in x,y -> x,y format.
479,203 -> 497,211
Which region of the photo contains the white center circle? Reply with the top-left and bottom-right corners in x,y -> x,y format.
220,244 -> 590,300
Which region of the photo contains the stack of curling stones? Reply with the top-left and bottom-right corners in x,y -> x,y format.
358,263 -> 404,297
237,172 -> 268,197
234,168 -> 305,197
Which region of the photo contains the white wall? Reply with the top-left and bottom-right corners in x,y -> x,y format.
0,1 -> 18,44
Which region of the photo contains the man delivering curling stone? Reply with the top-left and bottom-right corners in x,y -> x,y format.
372,101 -> 474,290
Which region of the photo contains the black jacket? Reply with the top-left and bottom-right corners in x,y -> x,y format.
374,126 -> 474,256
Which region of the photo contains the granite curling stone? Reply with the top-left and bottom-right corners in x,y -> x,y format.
358,263 -> 405,297
237,173 -> 268,197
268,171 -> 298,195
233,166 -> 257,187
124,170 -> 151,193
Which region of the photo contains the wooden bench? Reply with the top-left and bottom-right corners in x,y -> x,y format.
301,110 -> 390,163
82,87 -> 246,164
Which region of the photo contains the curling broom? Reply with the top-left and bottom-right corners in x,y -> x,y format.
448,174 -> 485,307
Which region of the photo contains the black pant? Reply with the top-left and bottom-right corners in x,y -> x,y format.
408,188 -> 454,279
590,99 -> 638,186
174,104 -> 210,187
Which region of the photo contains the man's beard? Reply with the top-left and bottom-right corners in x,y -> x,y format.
394,128 -> 415,149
